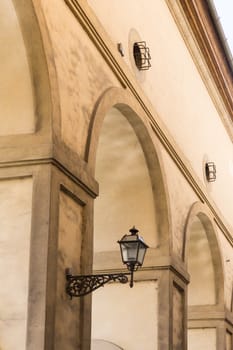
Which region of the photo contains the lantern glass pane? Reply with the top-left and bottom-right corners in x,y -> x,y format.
138,244 -> 147,265
121,242 -> 138,263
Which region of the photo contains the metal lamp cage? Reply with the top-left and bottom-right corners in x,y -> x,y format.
133,41 -> 151,70
118,227 -> 149,272
205,162 -> 216,182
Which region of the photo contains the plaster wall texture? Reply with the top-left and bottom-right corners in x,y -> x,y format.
188,328 -> 216,350
187,218 -> 215,305
92,281 -> 158,350
173,284 -> 184,350
216,225 -> 233,309
54,189 -> 83,350
87,0 -> 233,228
0,177 -> 33,349
0,0 -> 34,136
94,107 -> 157,255
0,1 -> 232,349
92,340 -> 122,350
160,147 -> 198,256
226,332 -> 232,350
40,0 -> 121,158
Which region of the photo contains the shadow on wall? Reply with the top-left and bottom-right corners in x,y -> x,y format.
92,339 -> 124,350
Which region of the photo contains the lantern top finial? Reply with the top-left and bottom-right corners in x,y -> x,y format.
129,226 -> 139,235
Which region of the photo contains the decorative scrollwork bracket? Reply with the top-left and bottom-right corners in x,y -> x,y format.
65,268 -> 130,298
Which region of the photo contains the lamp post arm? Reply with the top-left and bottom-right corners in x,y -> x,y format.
66,270 -> 130,298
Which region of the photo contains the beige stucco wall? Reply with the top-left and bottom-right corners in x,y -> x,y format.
91,340 -> 122,350
1,0 -> 233,349
87,0 -> 233,228
188,218 -> 215,305
0,177 -> 33,350
188,328 -> 216,350
159,147 -> 198,256
40,0 -> 121,158
226,332 -> 232,350
54,190 -> 83,349
92,281 -> 158,350
216,225 -> 233,309
0,0 -> 35,135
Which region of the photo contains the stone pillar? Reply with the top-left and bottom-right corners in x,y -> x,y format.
43,165 -> 97,350
158,262 -> 188,350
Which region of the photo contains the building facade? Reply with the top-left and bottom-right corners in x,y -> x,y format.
0,0 -> 233,349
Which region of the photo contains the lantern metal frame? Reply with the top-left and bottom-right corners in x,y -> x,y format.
118,226 -> 148,287
205,162 -> 216,182
133,41 -> 151,70
65,227 -> 148,298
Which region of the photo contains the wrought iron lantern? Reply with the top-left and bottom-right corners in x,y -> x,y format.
205,162 -> 216,182
66,227 -> 148,298
133,41 -> 151,70
118,226 -> 148,288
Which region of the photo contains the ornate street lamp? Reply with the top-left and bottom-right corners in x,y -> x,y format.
118,226 -> 148,288
66,227 -> 148,298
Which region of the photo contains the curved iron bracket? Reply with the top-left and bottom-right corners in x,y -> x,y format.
66,269 -> 130,298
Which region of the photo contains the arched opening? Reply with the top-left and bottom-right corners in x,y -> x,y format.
185,205 -> 224,350
187,216 -> 216,306
94,107 -> 157,254
0,0 -> 34,135
0,0 -> 51,137
86,88 -> 170,253
91,107 -> 160,349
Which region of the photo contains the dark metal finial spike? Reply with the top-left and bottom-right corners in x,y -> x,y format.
129,226 -> 139,235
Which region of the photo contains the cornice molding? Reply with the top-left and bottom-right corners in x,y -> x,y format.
0,157 -> 98,198
63,0 -> 233,245
177,0 -> 233,122
165,0 -> 233,140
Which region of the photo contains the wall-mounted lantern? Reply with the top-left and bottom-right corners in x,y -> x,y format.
117,42 -> 125,57
133,41 -> 151,70
66,227 -> 148,298
205,162 -> 216,182
118,226 -> 148,287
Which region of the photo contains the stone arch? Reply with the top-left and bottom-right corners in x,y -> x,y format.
1,0 -> 52,135
183,201 -> 224,305
184,202 -> 225,350
89,87 -> 170,349
86,86 -> 170,253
